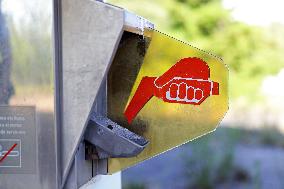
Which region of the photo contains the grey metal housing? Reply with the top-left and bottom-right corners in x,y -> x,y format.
0,0 -> 153,188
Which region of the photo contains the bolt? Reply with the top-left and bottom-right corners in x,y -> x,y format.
97,128 -> 104,135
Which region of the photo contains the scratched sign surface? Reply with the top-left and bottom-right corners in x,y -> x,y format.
0,106 -> 36,174
107,31 -> 229,173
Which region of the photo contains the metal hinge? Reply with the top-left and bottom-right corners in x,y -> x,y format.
85,114 -> 148,159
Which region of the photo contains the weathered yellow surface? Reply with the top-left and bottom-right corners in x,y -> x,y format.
107,31 -> 229,173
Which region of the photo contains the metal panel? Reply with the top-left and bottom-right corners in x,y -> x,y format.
1,0 -> 155,187
60,0 -> 124,186
0,0 -> 57,188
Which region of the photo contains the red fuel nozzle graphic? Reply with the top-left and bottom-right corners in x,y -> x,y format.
124,57 -> 219,124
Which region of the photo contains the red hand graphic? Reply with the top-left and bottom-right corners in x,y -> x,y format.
124,57 -> 219,124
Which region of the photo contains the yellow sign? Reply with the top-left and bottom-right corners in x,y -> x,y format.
107,30 -> 228,173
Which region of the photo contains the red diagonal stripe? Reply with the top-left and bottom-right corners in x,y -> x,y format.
0,143 -> 17,163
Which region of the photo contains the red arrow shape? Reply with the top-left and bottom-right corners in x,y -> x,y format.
0,143 -> 17,163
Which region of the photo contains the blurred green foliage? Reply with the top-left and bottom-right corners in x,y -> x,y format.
183,128 -> 241,189
9,20 -> 52,87
4,0 -> 284,100
123,183 -> 147,189
3,1 -> 52,89
181,126 -> 284,188
108,0 -> 284,100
